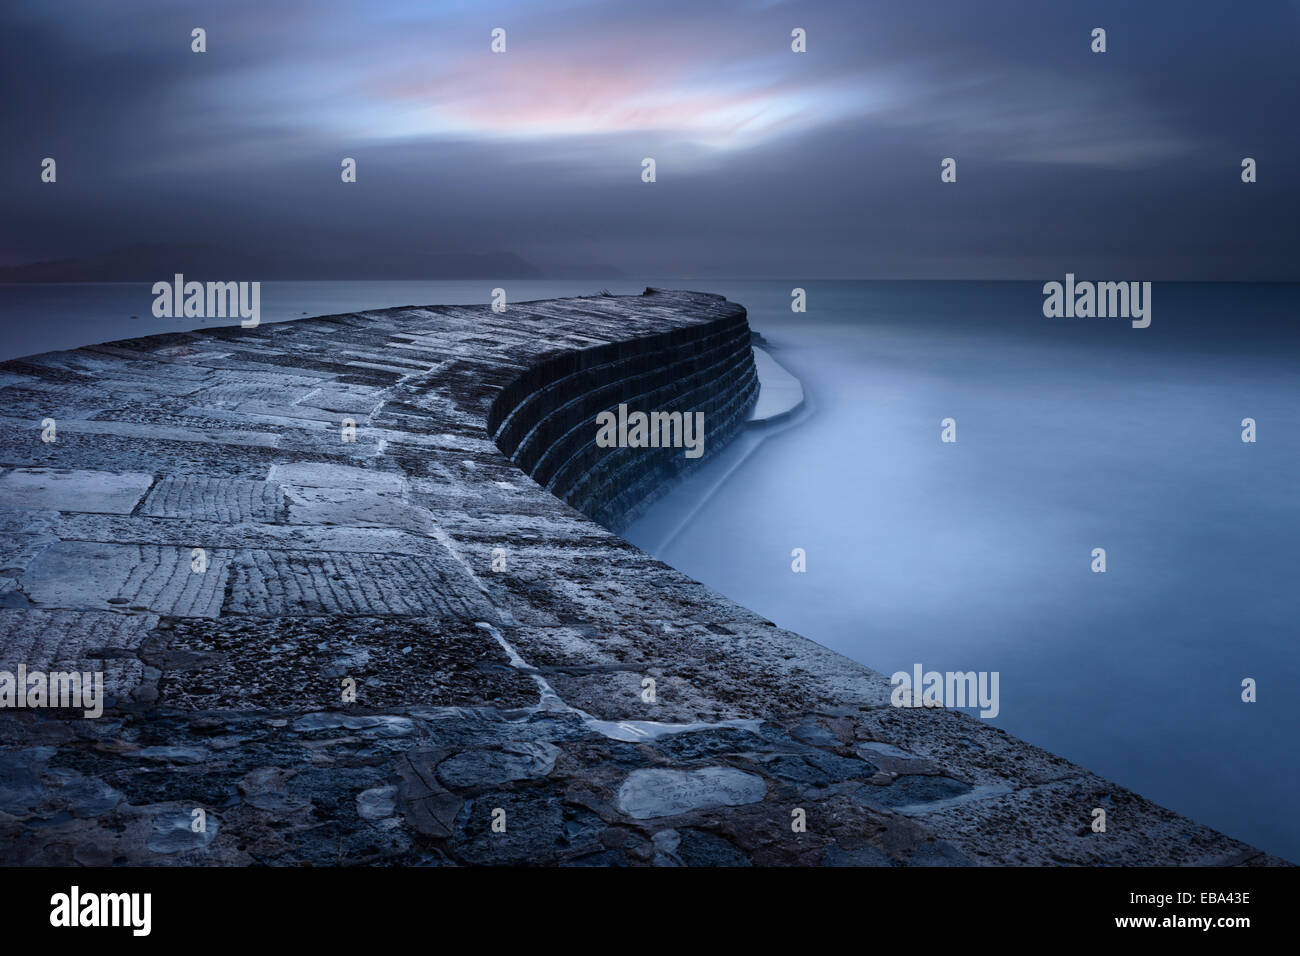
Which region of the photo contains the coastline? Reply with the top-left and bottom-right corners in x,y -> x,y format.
0,289 -> 1286,866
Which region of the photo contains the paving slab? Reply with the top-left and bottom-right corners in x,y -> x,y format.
0,468 -> 154,515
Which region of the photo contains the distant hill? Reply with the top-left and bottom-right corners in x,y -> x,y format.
0,244 -> 267,283
0,244 -> 604,282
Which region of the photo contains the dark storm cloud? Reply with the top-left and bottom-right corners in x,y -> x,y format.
1,0 -> 1297,277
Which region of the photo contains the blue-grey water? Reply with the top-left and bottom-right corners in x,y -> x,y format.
624,280 -> 1300,863
2,279 -> 1296,862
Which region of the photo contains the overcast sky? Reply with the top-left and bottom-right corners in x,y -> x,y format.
2,0 -> 1297,278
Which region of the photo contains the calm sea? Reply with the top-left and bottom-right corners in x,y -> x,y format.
625,279 -> 1300,863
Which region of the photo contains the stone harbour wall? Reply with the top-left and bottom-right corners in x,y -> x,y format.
0,289 -> 1285,866
489,299 -> 757,530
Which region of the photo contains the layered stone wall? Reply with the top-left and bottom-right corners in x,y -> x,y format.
489,296 -> 757,530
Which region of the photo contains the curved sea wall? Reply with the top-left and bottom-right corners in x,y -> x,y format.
489,296 -> 757,530
0,289 -> 1282,866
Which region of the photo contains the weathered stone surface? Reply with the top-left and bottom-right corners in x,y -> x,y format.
142,476 -> 283,523
436,742 -> 559,789
20,541 -> 227,617
0,608 -> 153,700
854,774 -> 973,810
617,767 -> 768,820
223,548 -> 487,618
0,468 -> 153,515
0,290 -> 1285,867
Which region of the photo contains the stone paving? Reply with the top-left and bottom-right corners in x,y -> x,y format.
0,290 -> 1285,866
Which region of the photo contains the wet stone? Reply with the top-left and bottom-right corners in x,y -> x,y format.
136,745 -> 208,764
672,828 -> 752,867
854,774 -> 973,809
0,749 -> 51,816
652,727 -> 768,761
616,767 -> 767,820
651,828 -> 680,866
357,785 -> 398,821
790,720 -> 843,749
435,741 -> 560,790
558,806 -> 608,859
46,770 -> 123,817
759,750 -> 878,788
449,790 -> 565,865
147,809 -> 219,854
291,713 -> 416,736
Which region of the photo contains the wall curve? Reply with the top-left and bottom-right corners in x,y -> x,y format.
487,289 -> 759,531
